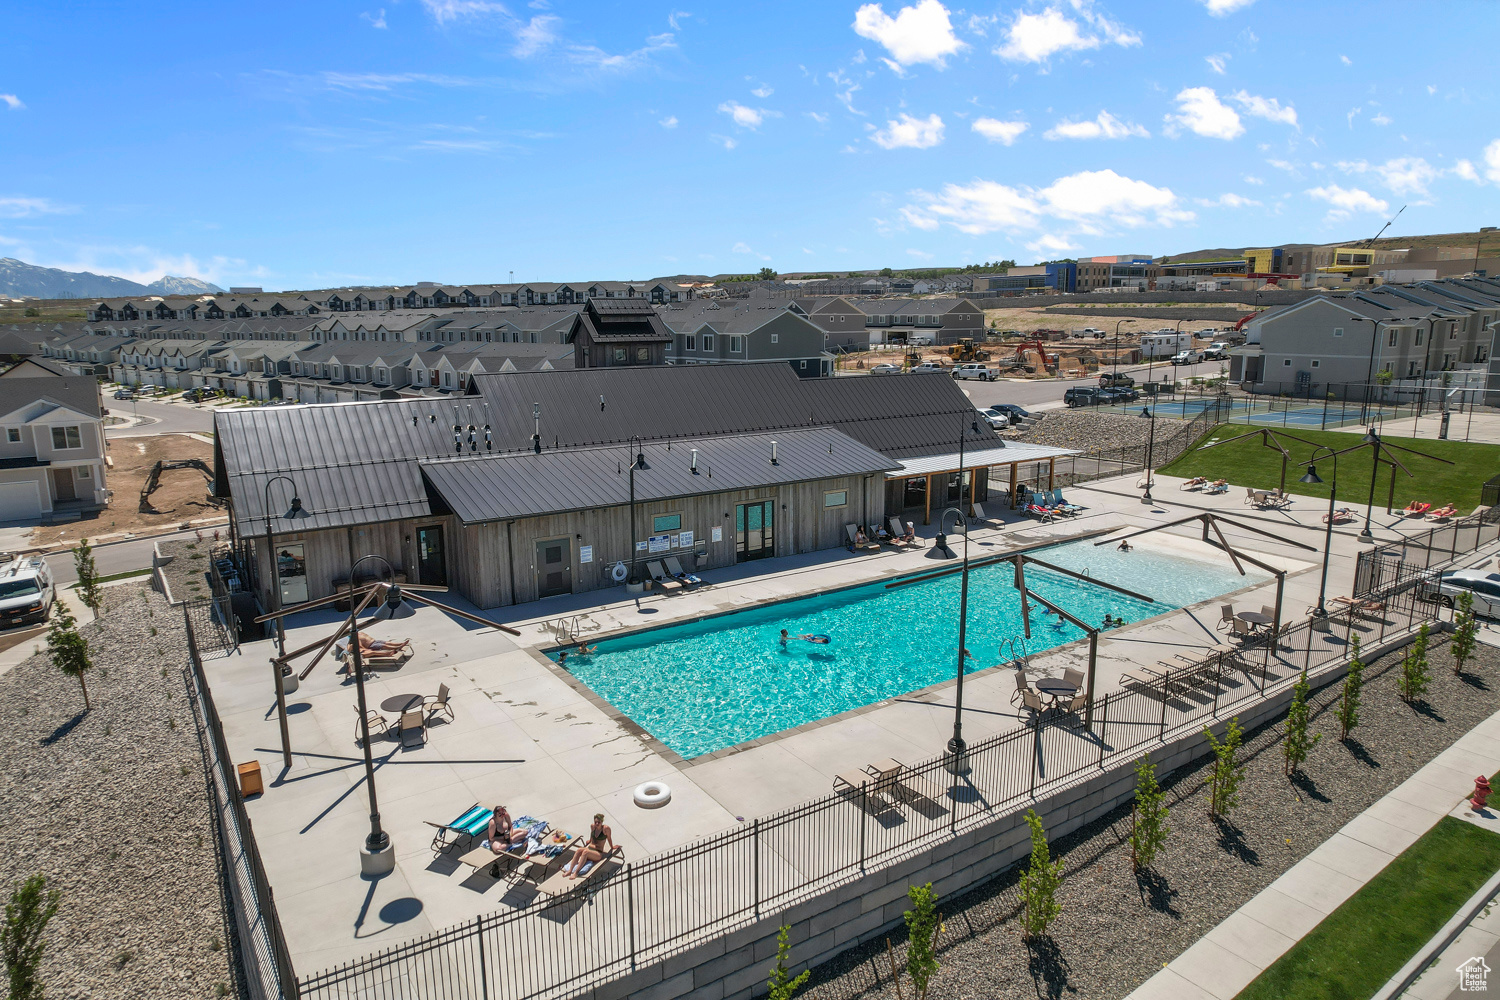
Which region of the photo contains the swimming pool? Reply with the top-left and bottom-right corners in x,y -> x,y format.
555,537 -> 1268,759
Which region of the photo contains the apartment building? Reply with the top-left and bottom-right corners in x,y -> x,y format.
660,299 -> 832,377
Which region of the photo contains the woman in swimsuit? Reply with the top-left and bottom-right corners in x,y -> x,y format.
486,806 -> 514,855
564,813 -> 615,878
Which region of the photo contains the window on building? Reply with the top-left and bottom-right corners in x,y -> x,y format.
51,426 -> 82,450
1388,330 -> 1399,347
653,513 -> 682,532
1333,328 -> 1343,338
823,490 -> 847,508
6,428 -> 19,443
77,466 -> 91,480
1282,358 -> 1292,366
686,335 -> 696,351
770,334 -> 779,344
636,347 -> 649,361
1311,359 -> 1320,368
730,336 -> 744,353
614,348 -> 627,361
702,334 -> 713,350
1415,329 -> 1424,346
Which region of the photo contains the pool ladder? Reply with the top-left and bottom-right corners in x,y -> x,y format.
1000,636 -> 1030,672
550,614 -> 603,644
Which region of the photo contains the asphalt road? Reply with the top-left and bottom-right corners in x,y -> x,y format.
939,357 -> 1231,411
43,526 -> 205,587
102,391 -> 217,438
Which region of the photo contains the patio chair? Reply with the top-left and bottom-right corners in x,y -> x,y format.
1230,617 -> 1257,642
1216,605 -> 1236,632
845,523 -> 879,551
534,842 -> 625,901
355,705 -> 391,745
833,771 -> 898,814
1260,606 -> 1278,623
1008,669 -> 1031,707
888,516 -> 917,546
1020,687 -> 1046,724
647,561 -> 683,591
424,682 -> 455,724
663,555 -> 702,586
399,709 -> 426,748
1062,667 -> 1085,691
424,802 -> 497,857
1060,693 -> 1089,722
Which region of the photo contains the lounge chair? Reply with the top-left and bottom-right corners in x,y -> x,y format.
1332,595 -> 1386,616
833,771 -> 898,813
1429,504 -> 1458,521
663,556 -> 702,586
1180,477 -> 1208,491
1323,507 -> 1356,524
888,516 -> 917,546
866,757 -> 943,805
1204,479 -> 1229,495
424,683 -> 454,724
1024,502 -> 1055,522
1053,489 -> 1084,513
533,840 -> 624,900
424,802 -> 497,857
647,561 -> 683,590
845,523 -> 880,551
337,643 -> 410,672
1402,501 -> 1431,518
355,705 -> 391,745
457,815 -> 551,879
969,502 -> 995,526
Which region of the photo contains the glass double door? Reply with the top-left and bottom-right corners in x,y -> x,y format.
735,501 -> 774,562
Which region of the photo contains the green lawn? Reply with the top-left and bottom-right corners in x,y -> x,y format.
1159,426 -> 1500,512
1236,816 -> 1500,1000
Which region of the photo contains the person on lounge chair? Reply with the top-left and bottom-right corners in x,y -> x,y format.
360,634 -> 412,656
1403,500 -> 1431,517
1430,503 -> 1458,519
563,813 -> 616,878
875,522 -> 891,543
485,806 -> 516,854
854,527 -> 869,546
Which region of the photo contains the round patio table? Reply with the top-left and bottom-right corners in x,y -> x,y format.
1034,678 -> 1078,705
1238,612 -> 1274,626
380,694 -> 423,714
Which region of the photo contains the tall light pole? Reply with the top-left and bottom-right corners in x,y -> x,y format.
1360,427 -> 1381,540
345,550 -> 415,869
1139,407 -> 1157,504
262,475 -> 307,770
627,436 -> 648,586
940,506 -> 971,771
1298,447 -> 1339,618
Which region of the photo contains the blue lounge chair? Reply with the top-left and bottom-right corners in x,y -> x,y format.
425,803 -> 496,857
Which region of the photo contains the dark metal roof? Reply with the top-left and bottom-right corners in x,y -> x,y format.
570,299 -> 674,344
471,363 -> 998,459
1,377 -> 104,418
420,427 -> 898,524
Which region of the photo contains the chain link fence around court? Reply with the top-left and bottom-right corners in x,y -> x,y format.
183,604 -> 300,1000
294,548 -> 1450,1000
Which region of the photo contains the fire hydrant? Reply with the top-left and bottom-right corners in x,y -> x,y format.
1472,775 -> 1492,812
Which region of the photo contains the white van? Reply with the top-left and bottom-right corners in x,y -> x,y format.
0,554 -> 54,627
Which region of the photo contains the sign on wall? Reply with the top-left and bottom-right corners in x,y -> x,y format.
711,526 -> 722,542
579,545 -> 593,564
679,530 -> 694,548
648,534 -> 670,554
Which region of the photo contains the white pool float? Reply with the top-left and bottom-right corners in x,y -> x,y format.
633,781 -> 672,809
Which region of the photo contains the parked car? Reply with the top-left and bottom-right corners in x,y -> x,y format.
113,388 -> 135,400
1427,569 -> 1500,616
1170,350 -> 1204,365
1064,387 -> 1104,407
978,408 -> 1008,429
951,363 -> 996,381
1109,386 -> 1141,402
0,555 -> 54,627
1203,342 -> 1230,359
990,403 -> 1031,424
1082,327 -> 1104,338
910,361 -> 947,374
1098,373 -> 1136,388
868,363 -> 902,376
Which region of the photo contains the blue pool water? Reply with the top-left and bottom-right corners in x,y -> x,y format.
556,538 -> 1267,759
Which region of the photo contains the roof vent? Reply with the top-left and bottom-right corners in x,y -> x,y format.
691,448 -> 699,474
771,440 -> 779,466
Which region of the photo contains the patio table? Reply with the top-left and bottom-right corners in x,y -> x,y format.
1034,678 -> 1078,706
381,694 -> 423,714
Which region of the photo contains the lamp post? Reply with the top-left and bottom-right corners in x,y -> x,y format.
262,475 -> 306,770
626,436 -> 649,586
1113,319 -> 1129,381
1139,407 -> 1156,504
939,505 -> 971,771
1298,447 -> 1339,618
346,552 -> 416,871
1360,427 -> 1381,540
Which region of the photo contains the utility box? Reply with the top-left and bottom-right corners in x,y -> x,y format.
237,760 -> 264,798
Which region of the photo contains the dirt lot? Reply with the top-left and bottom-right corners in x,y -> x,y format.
980,306 -> 1238,337
30,434 -> 220,547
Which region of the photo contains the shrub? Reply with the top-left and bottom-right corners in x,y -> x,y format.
1282,668 -> 1321,777
1130,757 -> 1169,870
1019,809 -> 1063,939
46,604 -> 92,712
1337,634 -> 1364,741
1204,717 -> 1245,818
767,923 -> 809,1000
1452,591 -> 1479,675
902,883 -> 943,1000
72,538 -> 103,621
1398,623 -> 1431,703
3,875 -> 60,1000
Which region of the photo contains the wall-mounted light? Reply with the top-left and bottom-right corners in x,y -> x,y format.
691,448 -> 699,474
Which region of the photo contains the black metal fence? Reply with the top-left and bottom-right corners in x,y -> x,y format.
1353,513 -> 1500,597
184,605 -> 300,999
184,595 -> 239,658
296,565 -> 1447,1000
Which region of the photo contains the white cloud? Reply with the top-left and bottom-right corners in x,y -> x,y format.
1427,84 -> 1438,95
1243,175 -> 1264,185
1306,184 -> 1388,218
1196,192 -> 1261,208
852,0 -> 965,69
871,112 -> 945,149
1267,158 -> 1296,172
971,117 -> 1028,144
1483,139 -> 1500,183
806,111 -> 830,124
1346,106 -> 1362,128
513,14 -> 560,56
1339,54 -> 1352,66
718,101 -> 776,129
751,84 -> 774,98
420,0 -> 507,24
731,241 -> 771,261
1205,53 -> 1229,74
1229,90 -> 1297,127
906,248 -> 935,259
659,115 -> 678,128
1454,159 -> 1479,182
0,196 -> 70,218
827,70 -> 863,115
1043,110 -> 1147,140
1370,113 -> 1392,126
711,134 -> 737,150
900,167 -> 1190,236
1026,233 -> 1079,256
995,4 -> 1140,64
1337,156 -> 1440,196
1202,0 -> 1255,14
0,95 -> 22,111
567,33 -> 676,72
1164,87 -> 1243,140
361,8 -> 388,29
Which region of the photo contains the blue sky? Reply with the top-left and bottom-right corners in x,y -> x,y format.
2,0 -> 1497,289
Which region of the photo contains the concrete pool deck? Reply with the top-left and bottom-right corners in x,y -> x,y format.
209,470 -> 1468,973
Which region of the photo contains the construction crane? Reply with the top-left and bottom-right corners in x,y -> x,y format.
1356,204 -> 1406,248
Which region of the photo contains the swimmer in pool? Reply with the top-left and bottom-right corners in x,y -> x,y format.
575,640 -> 597,656
780,629 -> 829,645
1117,539 -> 1132,551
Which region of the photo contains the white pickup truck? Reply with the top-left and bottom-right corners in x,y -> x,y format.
1170,349 -> 1204,365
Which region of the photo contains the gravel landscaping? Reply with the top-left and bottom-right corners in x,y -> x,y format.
0,586 -> 238,1000
156,537 -> 217,604
800,631 -> 1500,1000
1020,408 -> 1203,459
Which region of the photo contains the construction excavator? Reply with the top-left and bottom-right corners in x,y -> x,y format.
1010,339 -> 1058,375
140,458 -> 221,513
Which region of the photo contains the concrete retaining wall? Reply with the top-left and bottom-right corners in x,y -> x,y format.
577,630 -> 1420,1000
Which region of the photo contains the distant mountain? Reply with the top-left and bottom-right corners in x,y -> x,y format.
147,274 -> 224,295
0,257 -> 222,299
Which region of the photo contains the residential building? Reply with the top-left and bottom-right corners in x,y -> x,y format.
851,297 -> 986,346
568,299 -> 674,368
788,297 -> 870,352
660,299 -> 833,377
0,376 -> 109,521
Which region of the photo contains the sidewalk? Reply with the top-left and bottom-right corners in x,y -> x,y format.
1126,705 -> 1500,1000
